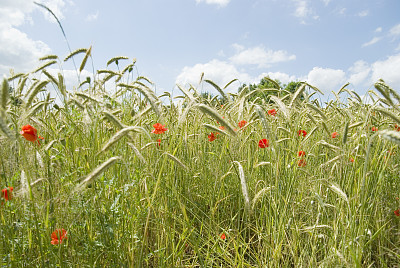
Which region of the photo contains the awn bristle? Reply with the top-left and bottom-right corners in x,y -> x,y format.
164,152 -> 189,171
233,161 -> 250,213
100,126 -> 143,153
1,78 -> 9,109
25,80 -> 49,108
107,56 -> 129,66
75,156 -> 121,191
378,129 -> 400,145
197,104 -> 236,136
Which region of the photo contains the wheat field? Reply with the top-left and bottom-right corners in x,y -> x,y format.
1,48 -> 400,267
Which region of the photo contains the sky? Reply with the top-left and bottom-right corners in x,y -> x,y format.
1,0 -> 400,101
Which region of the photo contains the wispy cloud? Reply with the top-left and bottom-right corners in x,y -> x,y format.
86,10 -> 99,22
375,27 -> 382,33
362,37 -> 382,48
229,45 -> 296,68
357,10 -> 369,17
37,0 -> 67,23
389,24 -> 400,37
292,0 -> 318,23
195,0 -> 231,7
322,0 -> 331,6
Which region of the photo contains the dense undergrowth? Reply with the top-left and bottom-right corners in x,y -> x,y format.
1,48 -> 400,267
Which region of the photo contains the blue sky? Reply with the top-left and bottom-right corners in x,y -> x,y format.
1,0 -> 400,100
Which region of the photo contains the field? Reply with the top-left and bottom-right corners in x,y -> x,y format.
1,49 -> 400,267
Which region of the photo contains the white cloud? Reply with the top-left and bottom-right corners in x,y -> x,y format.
0,26 -> 51,76
229,46 -> 296,68
0,1 -> 54,77
232,43 -> 245,52
375,27 -> 382,33
348,60 -> 370,86
322,0 -> 331,6
306,67 -> 346,93
0,0 -> 72,77
292,0 -> 319,23
195,0 -> 230,7
256,72 -> 297,86
176,59 -> 250,92
357,10 -> 369,17
38,0 -> 66,23
389,24 -> 400,37
362,37 -> 382,48
86,10 -> 99,22
370,53 -> 400,88
293,0 -> 311,18
0,0 -> 35,27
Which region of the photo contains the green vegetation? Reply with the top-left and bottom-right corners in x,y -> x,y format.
1,49 -> 400,267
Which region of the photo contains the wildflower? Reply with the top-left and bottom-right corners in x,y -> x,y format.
20,125 -> 44,144
220,233 -> 226,240
298,130 -> 307,137
238,120 -> 247,129
298,151 -> 306,157
208,132 -> 217,142
51,228 -> 67,245
349,157 -> 354,163
219,126 -> 225,130
151,123 -> 168,134
395,124 -> 400,131
157,139 -> 161,147
394,209 -> 400,217
331,132 -> 338,138
268,109 -> 277,116
1,186 -> 13,201
258,139 -> 269,148
371,126 -> 378,131
298,159 -> 306,167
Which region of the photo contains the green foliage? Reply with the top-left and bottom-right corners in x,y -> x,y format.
1,51 -> 400,267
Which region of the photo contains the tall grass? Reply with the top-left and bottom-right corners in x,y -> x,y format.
0,49 -> 400,267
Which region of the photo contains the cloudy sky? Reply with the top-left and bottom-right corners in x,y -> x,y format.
1,0 -> 400,99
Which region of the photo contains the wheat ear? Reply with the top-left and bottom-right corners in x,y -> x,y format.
75,156 -> 121,191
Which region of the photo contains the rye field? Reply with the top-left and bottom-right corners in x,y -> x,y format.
1,49 -> 400,267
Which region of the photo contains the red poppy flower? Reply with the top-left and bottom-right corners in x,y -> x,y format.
331,132 -> 338,138
394,209 -> 400,217
219,126 -> 225,130
298,159 -> 306,167
298,151 -> 306,157
298,130 -> 307,137
151,123 -> 168,134
51,229 -> 67,245
220,233 -> 226,240
208,132 -> 217,142
238,120 -> 247,129
395,124 -> 400,131
157,139 -> 161,147
1,186 -> 13,201
268,109 -> 277,116
258,139 -> 269,148
20,125 -> 44,144
349,157 -> 354,163
371,126 -> 378,131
